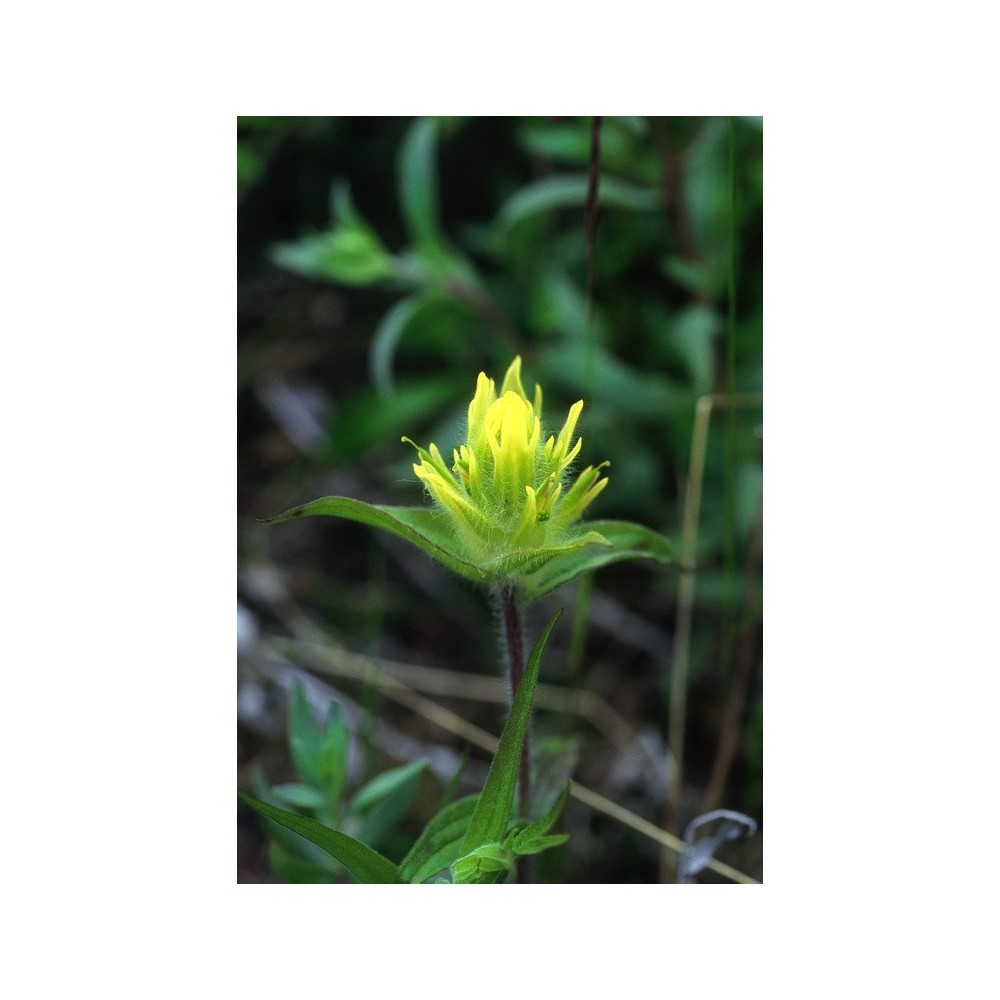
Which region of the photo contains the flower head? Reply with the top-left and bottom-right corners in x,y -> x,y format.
404,356 -> 609,569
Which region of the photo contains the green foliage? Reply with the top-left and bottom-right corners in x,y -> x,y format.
261,498 -> 671,599
461,611 -> 561,852
251,681 -> 427,883
238,792 -> 403,884
398,795 -> 480,884
241,614 -> 570,884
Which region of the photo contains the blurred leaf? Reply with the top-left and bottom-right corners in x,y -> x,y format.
538,343 -> 690,421
270,225 -> 395,286
661,254 -> 725,298
671,304 -> 720,395
251,769 -> 335,867
355,761 -> 427,851
399,794 -> 479,884
350,759 -> 428,814
239,792 -> 403,884
322,376 -> 464,464
521,520 -> 674,602
370,295 -> 436,398
287,683 -> 347,806
683,118 -> 730,262
288,683 -> 321,788
462,610 -> 562,854
399,117 -> 442,248
530,737 -> 579,820
272,783 -> 327,811
530,269 -> 606,342
267,840 -> 336,883
497,174 -> 659,233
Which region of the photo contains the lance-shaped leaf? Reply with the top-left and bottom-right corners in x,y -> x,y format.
260,497 -> 489,585
509,784 -> 571,856
520,519 -> 674,601
461,609 -> 562,855
238,792 -> 403,884
261,502 -> 671,602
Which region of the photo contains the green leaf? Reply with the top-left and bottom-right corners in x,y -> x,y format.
349,759 -> 428,815
262,504 -> 669,599
288,683 -> 321,787
270,226 -> 395,286
511,784 -> 570,856
370,296 -> 430,398
497,174 -> 659,232
521,520 -> 674,602
261,497 -> 489,585
355,760 -> 427,852
267,841 -> 336,883
322,376 -> 465,464
399,117 -> 442,248
269,181 -> 396,286
288,683 -> 346,806
399,794 -> 480,884
538,343 -> 691,422
251,770 -> 339,868
239,792 -> 403,884
461,610 -> 562,854
272,783 -> 327,811
452,843 -> 514,884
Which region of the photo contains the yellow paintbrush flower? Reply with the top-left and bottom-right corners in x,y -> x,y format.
403,356 -> 610,570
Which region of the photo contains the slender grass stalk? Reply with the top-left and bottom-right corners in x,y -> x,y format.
567,571 -> 595,682
722,115 -> 740,685
584,115 -> 602,398
661,392 -> 763,882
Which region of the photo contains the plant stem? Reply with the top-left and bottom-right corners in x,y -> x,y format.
499,583 -> 530,821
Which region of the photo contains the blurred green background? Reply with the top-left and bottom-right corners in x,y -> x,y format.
237,116 -> 762,883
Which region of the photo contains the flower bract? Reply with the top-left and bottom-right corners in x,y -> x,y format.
403,356 -> 610,573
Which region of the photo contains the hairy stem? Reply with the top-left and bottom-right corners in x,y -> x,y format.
499,583 -> 530,821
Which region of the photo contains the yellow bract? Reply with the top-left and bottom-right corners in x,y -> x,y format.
404,356 -> 609,565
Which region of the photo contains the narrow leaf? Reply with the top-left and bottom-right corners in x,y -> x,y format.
511,784 -> 571,857
511,833 -> 569,856
497,174 -> 659,232
398,118 -> 442,248
288,682 -> 322,788
461,609 -> 563,854
350,759 -> 427,814
260,497 -> 488,585
370,295 -> 429,398
238,792 -> 403,884
272,783 -> 327,811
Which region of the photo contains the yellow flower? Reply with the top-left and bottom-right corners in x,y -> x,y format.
403,356 -> 609,567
